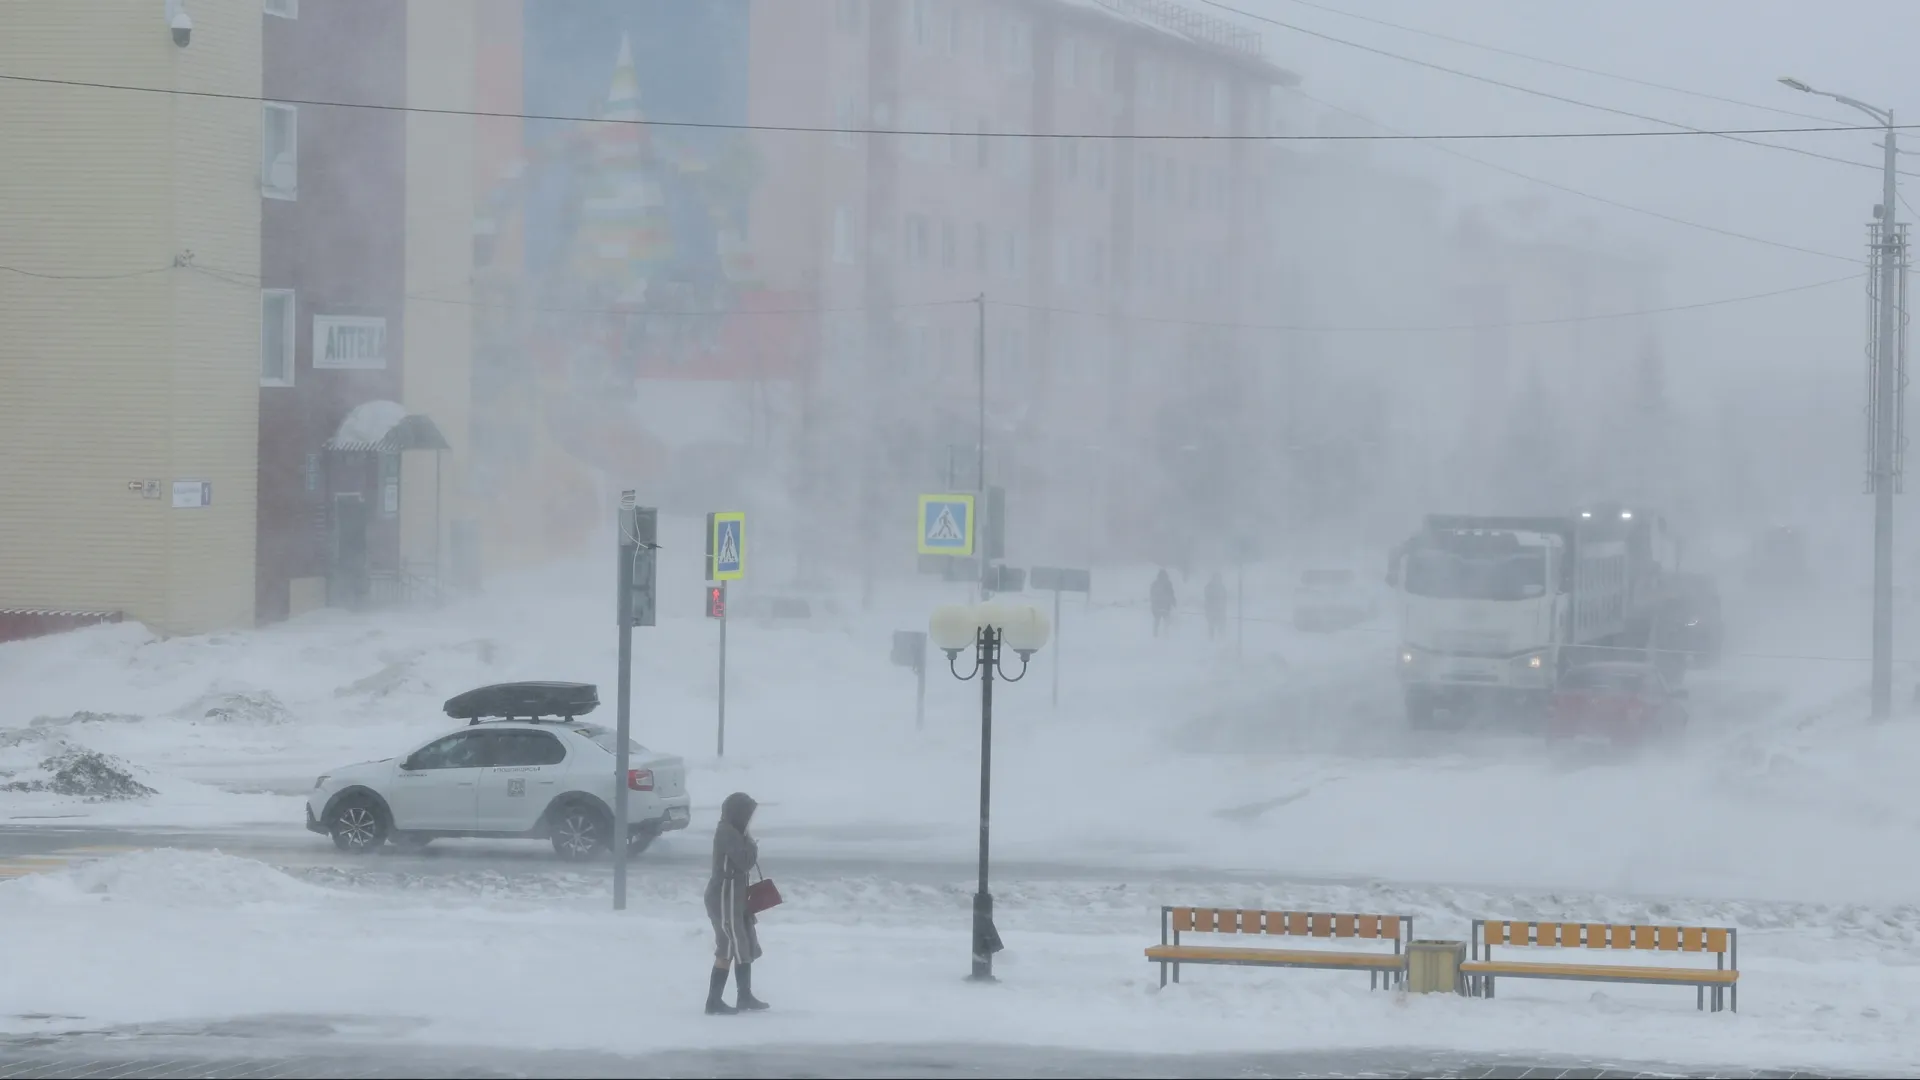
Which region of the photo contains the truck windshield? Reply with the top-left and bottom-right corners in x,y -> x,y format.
1403,549 -> 1546,601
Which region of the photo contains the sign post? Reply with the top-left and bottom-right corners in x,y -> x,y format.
1028,567 -> 1091,708
614,494 -> 658,912
706,512 -> 745,759
892,629 -> 929,729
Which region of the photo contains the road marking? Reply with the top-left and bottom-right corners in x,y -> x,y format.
0,845 -> 143,879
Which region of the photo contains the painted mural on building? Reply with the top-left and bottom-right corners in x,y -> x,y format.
469,1 -> 804,563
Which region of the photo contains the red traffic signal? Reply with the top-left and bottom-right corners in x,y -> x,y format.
705,586 -> 726,620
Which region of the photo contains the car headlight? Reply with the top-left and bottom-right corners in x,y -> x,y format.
1528,654 -> 1544,669
313,774 -> 330,790
1400,650 -> 1415,665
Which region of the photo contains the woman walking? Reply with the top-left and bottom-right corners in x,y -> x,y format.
705,791 -> 769,1015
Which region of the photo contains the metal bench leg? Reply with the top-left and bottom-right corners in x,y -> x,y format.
1731,985 -> 1737,1013
1172,962 -> 1180,985
1697,986 -> 1704,1011
1159,961 -> 1167,989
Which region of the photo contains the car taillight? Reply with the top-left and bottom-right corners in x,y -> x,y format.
627,769 -> 654,791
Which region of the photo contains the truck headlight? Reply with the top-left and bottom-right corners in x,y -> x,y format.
1400,650 -> 1415,665
1528,655 -> 1543,669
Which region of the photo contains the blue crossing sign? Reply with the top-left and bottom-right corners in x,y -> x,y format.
917,494 -> 975,556
707,511 -> 745,581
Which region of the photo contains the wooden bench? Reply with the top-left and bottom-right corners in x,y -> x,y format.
1461,919 -> 1739,1012
1144,906 -> 1413,989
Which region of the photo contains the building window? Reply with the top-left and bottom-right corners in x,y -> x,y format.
1001,15 -> 1030,75
1002,229 -> 1024,280
833,206 -> 855,264
974,222 -> 989,272
834,93 -> 859,149
910,0 -> 932,49
1089,237 -> 1107,287
1140,153 -> 1155,201
836,0 -> 863,34
261,289 -> 294,386
941,218 -> 956,269
1061,139 -> 1079,183
976,117 -> 991,170
262,102 -> 297,200
1213,79 -> 1231,128
905,214 -> 931,264
1092,142 -> 1107,190
1058,37 -> 1077,90
264,0 -> 297,17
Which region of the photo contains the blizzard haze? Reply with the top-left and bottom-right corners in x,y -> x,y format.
5,0 -> 1920,1074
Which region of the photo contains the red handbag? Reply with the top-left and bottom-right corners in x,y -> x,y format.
746,865 -> 782,915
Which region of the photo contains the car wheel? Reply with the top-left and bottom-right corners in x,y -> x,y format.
549,801 -> 612,861
328,796 -> 388,854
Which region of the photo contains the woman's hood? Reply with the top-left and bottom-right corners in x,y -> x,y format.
721,791 -> 757,831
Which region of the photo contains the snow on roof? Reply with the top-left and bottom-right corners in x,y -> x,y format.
1051,0 -> 1299,83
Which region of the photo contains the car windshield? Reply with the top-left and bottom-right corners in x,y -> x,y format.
570,724 -> 647,756
1561,666 -> 1653,693
1403,548 -> 1546,601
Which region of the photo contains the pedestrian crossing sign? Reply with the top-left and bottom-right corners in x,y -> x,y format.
707,511 -> 745,581
917,494 -> 975,556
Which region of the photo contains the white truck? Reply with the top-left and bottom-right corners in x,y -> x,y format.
1388,506 -> 1681,728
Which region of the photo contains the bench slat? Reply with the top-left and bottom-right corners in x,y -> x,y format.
1147,944 -> 1404,970
1461,960 -> 1738,985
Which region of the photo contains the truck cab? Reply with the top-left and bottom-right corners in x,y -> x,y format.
1392,518 -> 1570,728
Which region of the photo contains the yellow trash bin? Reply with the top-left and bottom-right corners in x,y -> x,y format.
1406,939 -> 1467,994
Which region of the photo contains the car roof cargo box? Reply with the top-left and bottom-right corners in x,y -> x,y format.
443,681 -> 600,721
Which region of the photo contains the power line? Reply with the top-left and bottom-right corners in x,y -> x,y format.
178,262 -> 971,318
1283,85 -> 1860,265
0,71 -> 1913,144
1272,0 -> 1844,127
0,263 -> 173,281
994,273 -> 1860,334
1196,0 -> 1912,176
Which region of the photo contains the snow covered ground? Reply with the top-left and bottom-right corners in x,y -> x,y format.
0,848 -> 1913,1072
3,521 -> 1920,1068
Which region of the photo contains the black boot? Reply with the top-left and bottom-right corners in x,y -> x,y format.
735,962 -> 770,1011
705,966 -> 737,1015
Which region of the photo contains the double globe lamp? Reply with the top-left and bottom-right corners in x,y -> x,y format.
928,601 -> 1051,981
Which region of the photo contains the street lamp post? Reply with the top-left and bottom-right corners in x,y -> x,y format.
930,602 -> 1051,982
1780,76 -> 1905,719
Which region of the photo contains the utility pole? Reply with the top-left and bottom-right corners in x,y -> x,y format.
1781,78 -> 1908,719
976,293 -> 987,492
1872,120 -> 1902,719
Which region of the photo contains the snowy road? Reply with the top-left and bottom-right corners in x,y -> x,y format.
0,1034 -> 1872,1079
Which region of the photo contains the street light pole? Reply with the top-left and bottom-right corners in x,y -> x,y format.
970,625 -> 1001,980
1781,77 -> 1905,718
932,603 -> 1049,982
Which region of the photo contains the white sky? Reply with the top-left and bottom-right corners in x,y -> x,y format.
1236,0 -> 1919,413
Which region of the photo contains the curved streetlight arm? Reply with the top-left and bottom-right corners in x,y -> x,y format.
1779,76 -> 1891,126
993,651 -> 1033,683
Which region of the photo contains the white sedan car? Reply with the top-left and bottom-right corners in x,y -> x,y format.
305,682 -> 690,860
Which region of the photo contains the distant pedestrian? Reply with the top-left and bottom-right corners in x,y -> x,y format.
1150,569 -> 1176,637
705,791 -> 770,1015
1204,572 -> 1228,640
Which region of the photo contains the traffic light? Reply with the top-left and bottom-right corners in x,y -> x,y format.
705,585 -> 726,620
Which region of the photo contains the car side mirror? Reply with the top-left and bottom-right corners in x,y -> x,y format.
400,754 -> 421,771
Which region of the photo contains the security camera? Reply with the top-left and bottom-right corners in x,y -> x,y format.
165,0 -> 192,47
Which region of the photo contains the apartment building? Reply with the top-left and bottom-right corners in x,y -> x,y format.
751,0 -> 1300,564
254,0 -> 472,624
0,0 -> 263,637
